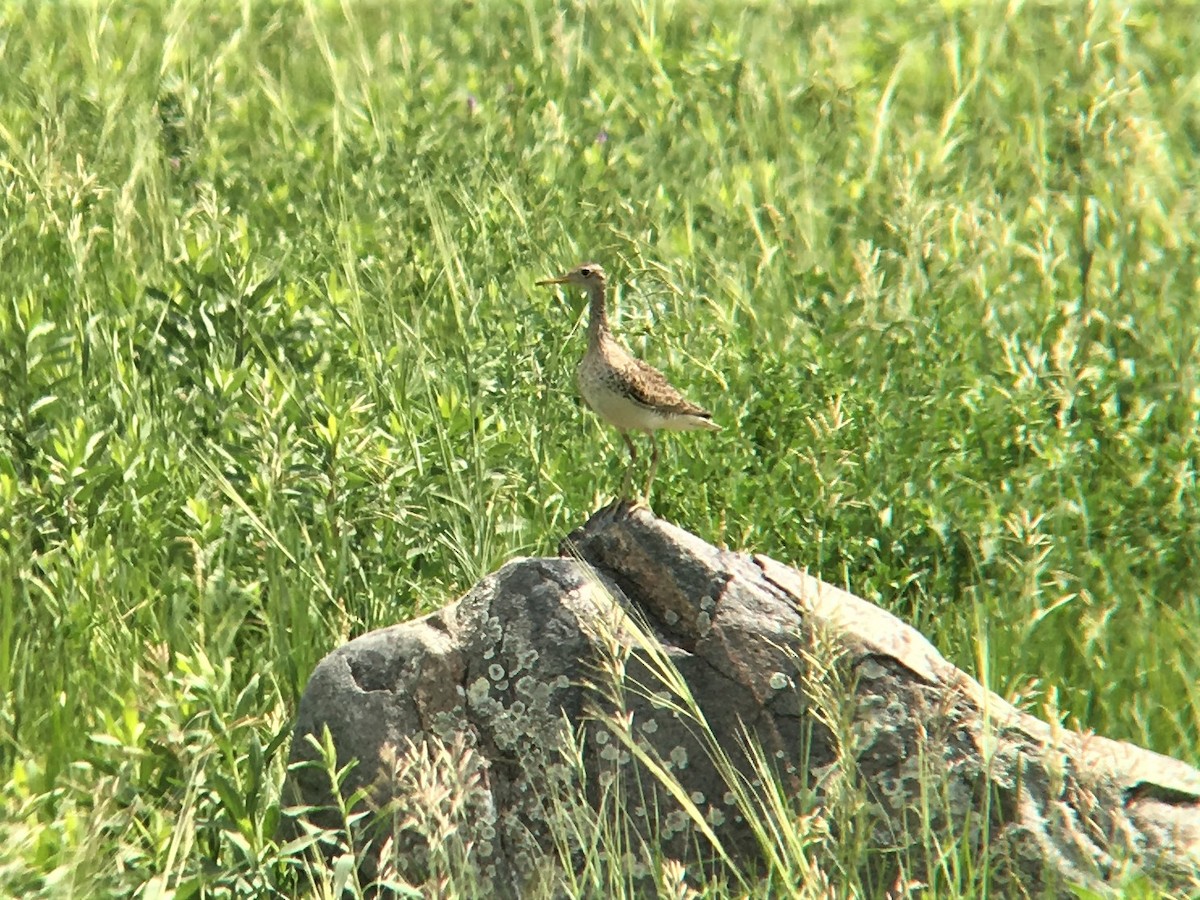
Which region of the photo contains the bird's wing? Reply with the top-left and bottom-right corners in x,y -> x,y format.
621,355 -> 715,420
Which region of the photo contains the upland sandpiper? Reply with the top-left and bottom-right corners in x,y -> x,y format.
537,262 -> 720,500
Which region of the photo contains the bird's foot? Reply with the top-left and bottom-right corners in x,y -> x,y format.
626,495 -> 652,513
604,494 -> 651,519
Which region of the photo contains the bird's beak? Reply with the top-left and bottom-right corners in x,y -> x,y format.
536,275 -> 568,286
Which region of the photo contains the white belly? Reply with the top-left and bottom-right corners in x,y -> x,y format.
579,378 -> 669,432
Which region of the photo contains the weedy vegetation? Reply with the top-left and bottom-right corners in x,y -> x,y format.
1,0 -> 1197,896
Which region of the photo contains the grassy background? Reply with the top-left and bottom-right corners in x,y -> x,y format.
1,0 -> 1198,894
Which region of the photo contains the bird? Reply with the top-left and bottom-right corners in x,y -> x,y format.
536,262 -> 720,502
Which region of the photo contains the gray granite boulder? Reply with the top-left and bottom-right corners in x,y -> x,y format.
281,501 -> 1200,896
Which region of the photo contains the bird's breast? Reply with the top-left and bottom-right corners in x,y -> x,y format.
576,356 -> 667,432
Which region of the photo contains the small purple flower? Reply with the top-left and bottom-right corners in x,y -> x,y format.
466,94 -> 478,114
596,129 -> 608,144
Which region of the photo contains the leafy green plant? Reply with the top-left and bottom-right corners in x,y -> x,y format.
0,0 -> 1196,895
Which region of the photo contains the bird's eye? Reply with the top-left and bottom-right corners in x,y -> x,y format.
578,267 -> 592,278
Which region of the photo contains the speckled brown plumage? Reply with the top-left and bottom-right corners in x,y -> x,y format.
537,262 -> 720,500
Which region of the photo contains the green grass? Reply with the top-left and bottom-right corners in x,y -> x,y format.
1,0 -> 1198,895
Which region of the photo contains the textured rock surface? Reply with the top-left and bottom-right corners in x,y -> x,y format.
282,501 -> 1200,896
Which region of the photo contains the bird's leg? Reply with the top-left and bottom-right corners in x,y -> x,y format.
620,431 -> 638,499
643,433 -> 660,502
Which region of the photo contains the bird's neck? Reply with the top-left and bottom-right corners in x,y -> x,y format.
585,281 -> 612,348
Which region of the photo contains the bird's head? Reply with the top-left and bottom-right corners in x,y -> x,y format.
536,262 -> 606,290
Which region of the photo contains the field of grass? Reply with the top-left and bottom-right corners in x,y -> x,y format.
2,0 -> 1198,895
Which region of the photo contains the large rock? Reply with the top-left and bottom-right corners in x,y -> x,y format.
281,502 -> 1200,896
